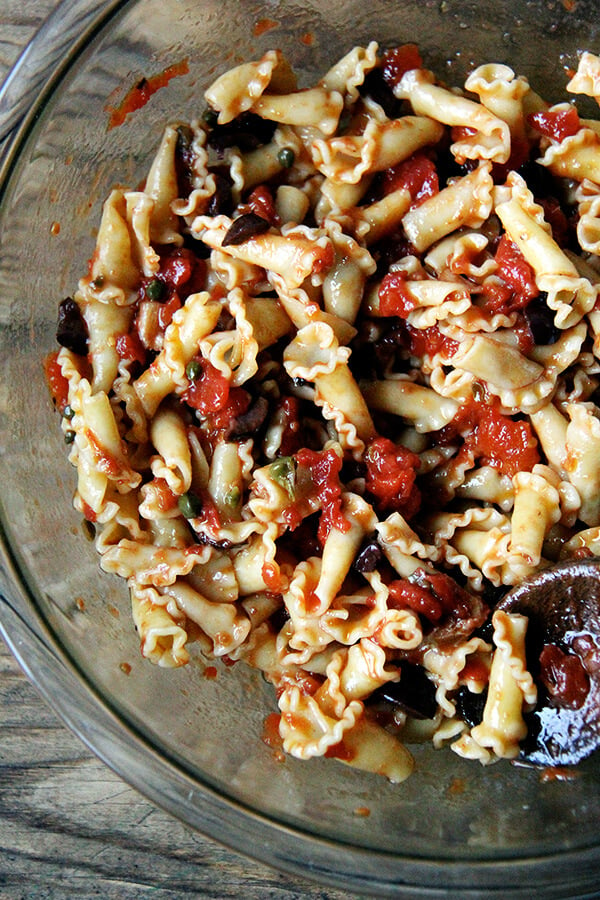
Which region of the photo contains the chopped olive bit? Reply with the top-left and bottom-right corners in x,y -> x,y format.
371,660 -> 438,721
221,213 -> 271,247
178,491 -> 203,519
207,172 -> 234,217
56,296 -> 89,356
269,456 -> 296,500
64,429 -> 76,445
455,685 -> 488,729
62,404 -> 75,420
226,396 -> 269,440
206,111 -> 277,154
354,536 -> 383,574
524,293 -> 560,346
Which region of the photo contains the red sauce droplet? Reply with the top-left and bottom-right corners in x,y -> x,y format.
106,58 -> 189,130
119,662 -> 132,675
354,806 -> 371,817
301,32 -> 314,46
539,765 -> 579,782
448,776 -> 466,795
253,17 -> 279,36
204,665 -> 218,679
50,221 -> 61,236
262,712 -> 286,762
325,739 -> 356,762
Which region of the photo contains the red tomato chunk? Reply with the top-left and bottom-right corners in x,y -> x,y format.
381,151 -> 439,206
296,447 -> 350,544
527,106 -> 581,143
365,436 -> 421,519
381,44 -> 423,88
441,401 -> 540,478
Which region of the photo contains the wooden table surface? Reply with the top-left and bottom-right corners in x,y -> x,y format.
0,5 -> 352,898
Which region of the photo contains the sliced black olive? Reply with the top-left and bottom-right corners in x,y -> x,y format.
56,296 -> 88,356
358,68 -> 404,119
207,172 -> 234,217
524,294 -> 560,346
372,660 -> 438,720
455,685 -> 488,729
497,557 -> 600,766
221,213 -> 270,247
518,159 -> 558,199
226,395 -> 269,440
354,537 -> 383,574
175,124 -> 195,196
206,112 -> 276,154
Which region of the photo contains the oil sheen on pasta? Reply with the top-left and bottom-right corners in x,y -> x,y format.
48,43 -> 600,781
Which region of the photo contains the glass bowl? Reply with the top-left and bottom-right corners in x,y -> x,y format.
1,1 -> 600,895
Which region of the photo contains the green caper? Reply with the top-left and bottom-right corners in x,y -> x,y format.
277,147 -> 295,168
63,404 -> 75,420
64,429 -> 76,444
185,359 -> 202,382
178,491 -> 203,519
269,456 -> 296,499
225,486 -> 241,508
146,278 -> 166,302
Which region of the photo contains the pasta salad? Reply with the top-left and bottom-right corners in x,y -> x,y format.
46,43 -> 600,781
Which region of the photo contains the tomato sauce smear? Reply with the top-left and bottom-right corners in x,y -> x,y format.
106,58 -> 190,130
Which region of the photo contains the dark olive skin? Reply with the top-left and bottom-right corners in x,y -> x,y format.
497,557 -> 600,766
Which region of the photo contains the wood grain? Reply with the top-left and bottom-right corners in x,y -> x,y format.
0,640 -> 352,899
0,4 -> 353,897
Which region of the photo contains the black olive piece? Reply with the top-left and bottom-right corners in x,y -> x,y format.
56,296 -> 89,356
182,231 -> 211,259
518,159 -> 558,200
497,557 -> 600,766
269,604 -> 290,634
524,294 -> 560,346
358,68 -> 404,119
222,213 -> 271,247
207,172 -> 234,217
455,685 -> 488,729
354,537 -> 383,574
206,112 -> 277,154
175,124 -> 195,196
226,396 -> 269,440
340,457 -> 367,483
372,660 -> 438,720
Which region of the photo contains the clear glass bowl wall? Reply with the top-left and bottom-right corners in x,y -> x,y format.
1,0 -> 600,896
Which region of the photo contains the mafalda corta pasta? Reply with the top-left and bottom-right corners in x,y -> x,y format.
47,42 -> 600,782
